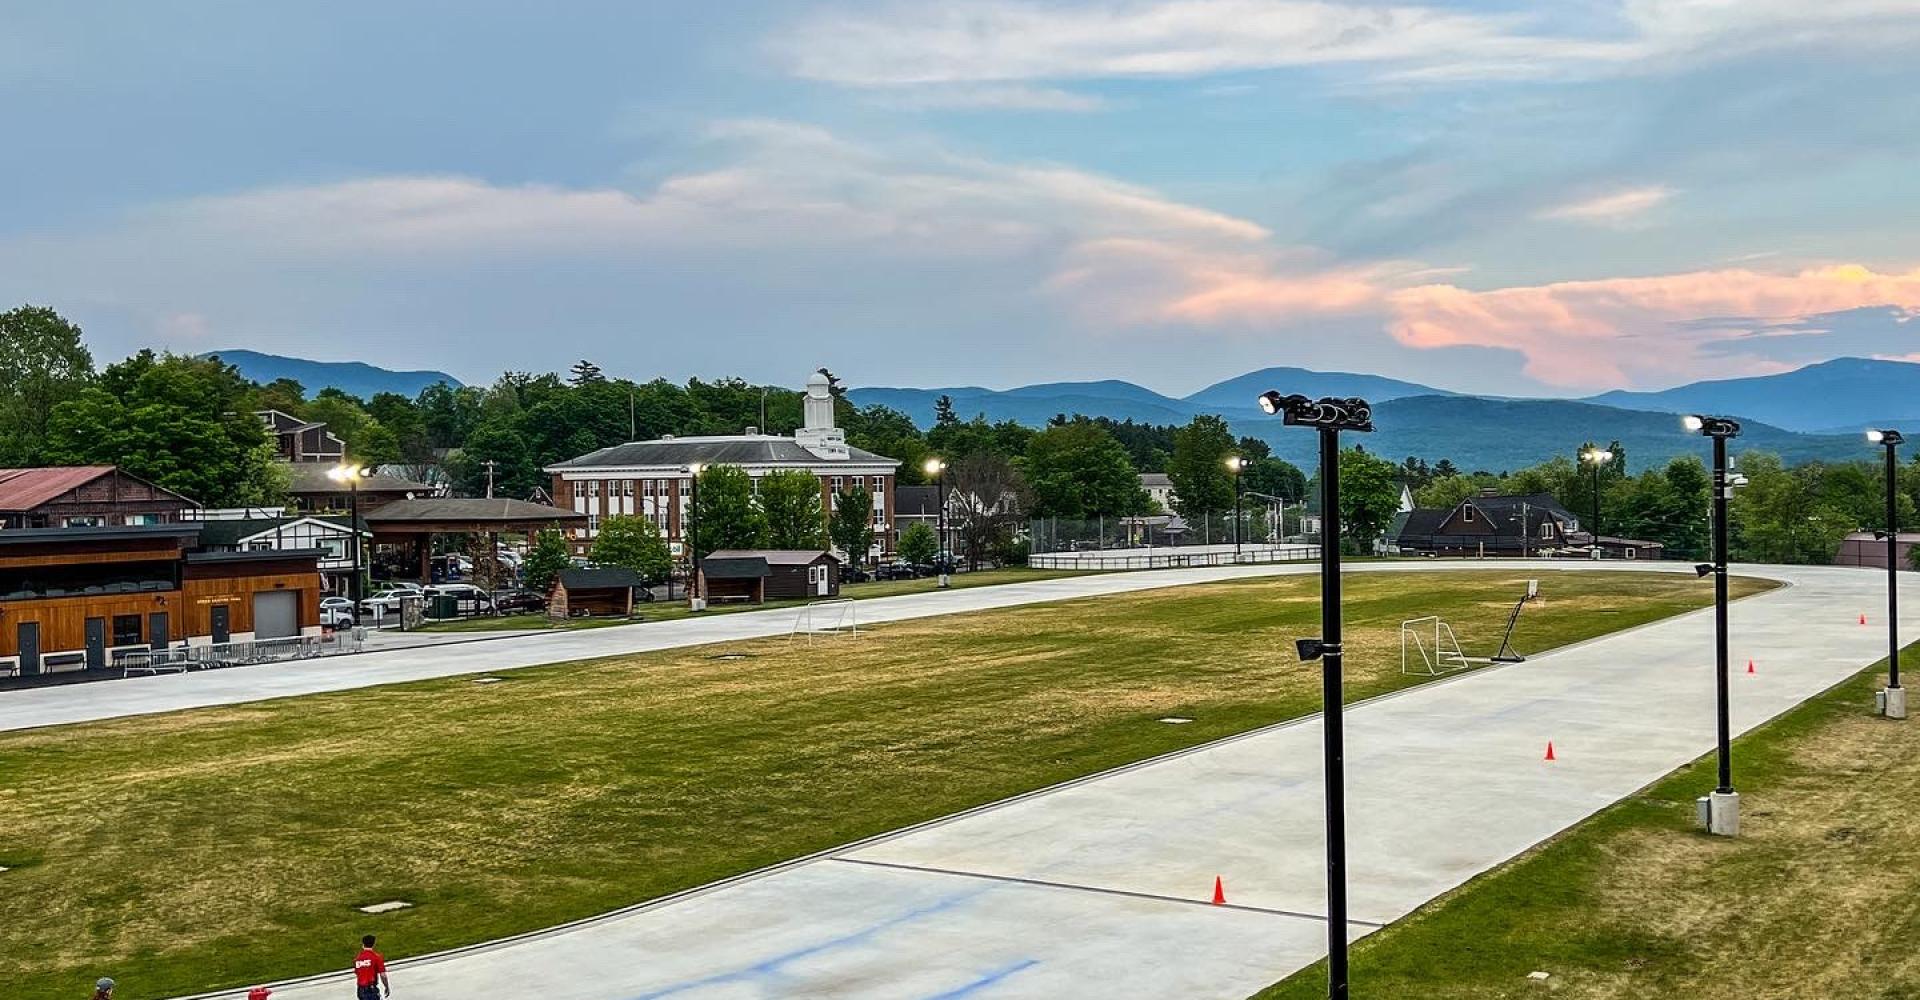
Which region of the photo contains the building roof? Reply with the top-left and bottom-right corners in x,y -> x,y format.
193,515 -> 364,547
706,548 -> 838,566
1842,531 -> 1920,543
185,548 -> 327,565
282,463 -> 432,496
1395,508 -> 1449,539
557,566 -> 646,590
0,466 -> 194,512
700,556 -> 770,579
546,435 -> 898,471
894,485 -> 941,517
0,523 -> 203,546
1464,493 -> 1574,520
1138,472 -> 1173,488
365,498 -> 587,525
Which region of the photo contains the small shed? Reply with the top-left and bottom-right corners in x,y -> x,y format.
549,566 -> 645,620
699,550 -> 840,604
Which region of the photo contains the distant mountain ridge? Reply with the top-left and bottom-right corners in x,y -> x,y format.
1583,357 -> 1920,433
201,349 -> 462,399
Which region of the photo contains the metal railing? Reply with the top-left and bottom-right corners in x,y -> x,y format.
1028,544 -> 1320,571
119,631 -> 366,676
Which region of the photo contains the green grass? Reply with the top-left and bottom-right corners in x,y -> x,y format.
0,570 -> 1763,999
417,566 -> 1098,632
1252,645 -> 1920,1000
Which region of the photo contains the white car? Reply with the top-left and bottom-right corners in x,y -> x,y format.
319,596 -> 357,627
426,583 -> 495,612
358,589 -> 422,617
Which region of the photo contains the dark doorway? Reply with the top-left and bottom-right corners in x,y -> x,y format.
16,621 -> 40,676
210,605 -> 230,644
85,617 -> 107,670
147,611 -> 170,650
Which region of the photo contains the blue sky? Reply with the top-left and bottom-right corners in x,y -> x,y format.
4,1 -> 1919,396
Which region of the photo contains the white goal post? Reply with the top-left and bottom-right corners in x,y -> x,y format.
790,599 -> 858,644
1401,616 -> 1480,676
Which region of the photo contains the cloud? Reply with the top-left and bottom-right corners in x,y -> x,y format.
866,84 -> 1111,112
1385,264 -> 1920,386
1536,185 -> 1675,227
778,1 -> 1920,89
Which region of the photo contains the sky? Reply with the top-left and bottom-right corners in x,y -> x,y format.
4,1 -> 1920,398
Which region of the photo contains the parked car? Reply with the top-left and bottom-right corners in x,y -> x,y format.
874,561 -> 919,581
492,588 -> 549,614
426,583 -> 496,613
319,596 -> 357,628
842,566 -> 872,584
358,588 -> 422,617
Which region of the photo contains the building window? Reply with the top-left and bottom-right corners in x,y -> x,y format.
1541,522 -> 1555,540
247,540 -> 274,551
1462,506 -> 1476,523
680,481 -> 692,497
64,516 -> 105,527
622,480 -> 634,497
587,514 -> 600,533
112,614 -> 142,646
643,480 -> 655,497
831,476 -> 844,491
124,513 -> 162,526
871,476 -> 884,492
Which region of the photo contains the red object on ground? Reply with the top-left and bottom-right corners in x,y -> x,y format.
248,989 -> 273,1000
1862,613 -> 1870,625
1212,876 -> 1226,905
1747,659 -> 1756,674
1544,741 -> 1557,761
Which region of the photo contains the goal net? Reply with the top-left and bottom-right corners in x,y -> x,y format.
790,599 -> 858,644
1400,616 -> 1475,676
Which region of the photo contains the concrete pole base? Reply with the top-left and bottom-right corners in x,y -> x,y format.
938,573 -> 951,589
1883,686 -> 1908,719
689,597 -> 707,612
1702,790 -> 1740,837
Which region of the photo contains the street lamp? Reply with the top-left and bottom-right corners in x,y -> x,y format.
1867,429 -> 1906,719
684,463 -> 705,610
326,464 -> 371,604
924,457 -> 949,588
1226,455 -> 1248,561
1580,447 -> 1613,558
1686,414 -> 1742,836
1259,391 -> 1373,1000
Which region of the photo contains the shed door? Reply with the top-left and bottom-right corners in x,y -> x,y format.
16,622 -> 40,676
147,612 -> 170,650
253,590 -> 299,639
210,605 -> 231,644
812,564 -> 830,596
85,617 -> 107,669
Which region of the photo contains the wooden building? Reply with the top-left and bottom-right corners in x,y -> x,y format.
1394,492 -> 1582,557
0,466 -> 196,529
258,409 -> 347,464
547,567 -> 646,619
699,549 -> 840,604
283,463 -> 432,516
0,525 -> 323,677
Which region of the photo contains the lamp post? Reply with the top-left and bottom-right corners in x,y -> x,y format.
1868,429 -> 1906,719
1226,455 -> 1248,561
1258,391 -> 1373,1000
326,464 -> 370,603
685,463 -> 704,611
1685,413 -> 1742,836
925,458 -> 949,587
1581,447 -> 1613,558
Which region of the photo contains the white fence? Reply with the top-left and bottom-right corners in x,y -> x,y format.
119,631 -> 367,676
1028,543 -> 1320,571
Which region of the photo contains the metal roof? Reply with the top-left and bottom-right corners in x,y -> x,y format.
185,548 -> 328,564
366,498 -> 586,524
283,463 -> 433,495
700,556 -> 771,579
705,548 -> 838,566
0,466 -> 192,512
0,523 -> 202,545
557,566 -> 646,589
546,435 -> 898,471
893,485 -> 941,517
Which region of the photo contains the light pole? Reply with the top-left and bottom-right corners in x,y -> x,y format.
1581,447 -> 1613,558
326,464 -> 370,603
684,463 -> 705,611
1259,391 -> 1373,1000
925,458 -> 949,587
1685,413 -> 1742,836
1868,429 -> 1906,719
1226,455 -> 1247,561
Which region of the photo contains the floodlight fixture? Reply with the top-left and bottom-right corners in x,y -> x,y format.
1868,429 -> 1906,709
1296,637 -> 1330,662
1257,390 -> 1286,414
1260,393 -> 1375,432
1695,563 -> 1715,578
1225,455 -> 1248,472
1684,414 -> 1741,438
924,457 -> 946,476
1868,428 -> 1905,447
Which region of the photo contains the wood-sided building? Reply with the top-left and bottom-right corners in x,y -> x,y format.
0,524 -> 324,677
698,549 -> 841,603
0,466 -> 197,529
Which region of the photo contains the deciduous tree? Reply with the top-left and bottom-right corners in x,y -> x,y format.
591,514 -> 673,583
760,470 -> 827,549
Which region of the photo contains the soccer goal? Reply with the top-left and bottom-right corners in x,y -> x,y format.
1400,616 -> 1476,675
790,598 -> 858,644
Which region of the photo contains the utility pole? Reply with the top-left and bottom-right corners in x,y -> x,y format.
482,459 -> 498,500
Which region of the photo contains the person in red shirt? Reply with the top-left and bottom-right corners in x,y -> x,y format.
353,935 -> 391,1000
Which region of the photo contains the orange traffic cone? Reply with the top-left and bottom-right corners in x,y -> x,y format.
1212,876 -> 1226,905
1544,741 -> 1557,761
1862,613 -> 1870,625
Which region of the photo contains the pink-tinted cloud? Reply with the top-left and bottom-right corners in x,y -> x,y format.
1386,264 -> 1920,386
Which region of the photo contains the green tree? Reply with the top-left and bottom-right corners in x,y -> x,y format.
760,470 -> 827,549
591,514 -> 673,583
1244,457 -> 1307,501
830,485 -> 876,564
0,304 -> 97,465
522,529 -> 572,593
43,351 -> 281,507
1337,447 -> 1403,548
1167,415 -> 1236,524
1022,421 -> 1146,518
898,521 -> 939,566
693,464 -> 765,554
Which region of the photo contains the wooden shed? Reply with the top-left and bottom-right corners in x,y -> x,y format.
699,550 -> 840,604
549,566 -> 645,620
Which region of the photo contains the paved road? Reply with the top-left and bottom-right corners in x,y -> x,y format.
156,561 -> 1904,1000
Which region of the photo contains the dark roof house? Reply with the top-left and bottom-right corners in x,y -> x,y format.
1395,491 -> 1582,557
0,466 -> 196,529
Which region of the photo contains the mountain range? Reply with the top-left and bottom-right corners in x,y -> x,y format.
212,348 -> 1919,473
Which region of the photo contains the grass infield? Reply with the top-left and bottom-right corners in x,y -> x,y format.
1252,646 -> 1920,1000
0,569 -> 1764,998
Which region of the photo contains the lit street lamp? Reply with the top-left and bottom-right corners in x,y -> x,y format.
925,457 -> 949,588
1580,447 -> 1613,558
1685,413 -> 1742,836
1867,429 -> 1906,719
326,464 -> 371,604
1259,391 -> 1373,1000
1226,455 -> 1248,561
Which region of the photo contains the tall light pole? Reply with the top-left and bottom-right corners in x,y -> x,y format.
1685,413 -> 1742,836
1868,429 -> 1906,719
1259,391 -> 1373,1000
1226,455 -> 1247,561
684,463 -> 705,610
327,464 -> 370,603
924,458 -> 949,587
1581,447 -> 1613,557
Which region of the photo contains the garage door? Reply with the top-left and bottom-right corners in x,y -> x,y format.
253,591 -> 299,640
